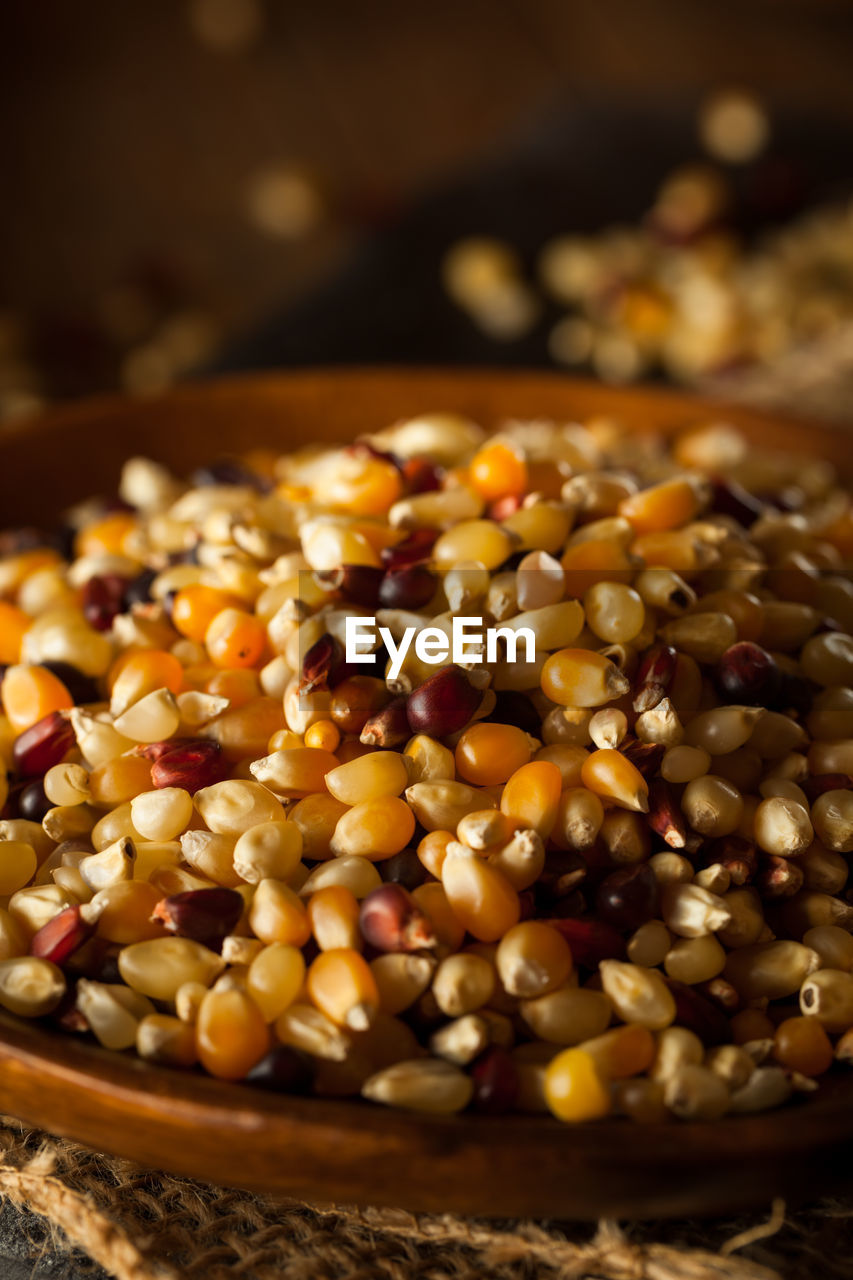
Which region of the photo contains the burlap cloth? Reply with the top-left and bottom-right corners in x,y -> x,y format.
0,1117 -> 851,1280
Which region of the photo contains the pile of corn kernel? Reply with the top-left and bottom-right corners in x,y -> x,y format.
0,411 -> 852,1124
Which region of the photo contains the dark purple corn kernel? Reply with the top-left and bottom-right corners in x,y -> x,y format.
709,477 -> 765,527
246,1046 -> 313,1094
405,665 -> 481,737
665,978 -> 733,1046
18,779 -> 52,822
82,574 -> 131,631
482,690 -> 542,738
315,565 -> 385,607
595,863 -> 660,932
378,566 -> 436,611
122,568 -> 158,609
41,661 -> 101,705
151,888 -> 244,950
380,847 -> 429,893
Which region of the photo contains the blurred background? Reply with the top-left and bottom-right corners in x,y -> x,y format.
2,0 -> 853,422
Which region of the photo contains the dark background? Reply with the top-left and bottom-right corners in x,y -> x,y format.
2,0 -> 853,401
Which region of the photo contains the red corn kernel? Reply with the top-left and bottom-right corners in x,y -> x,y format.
647,778 -> 689,849
544,918 -> 626,967
632,644 -> 677,714
471,1046 -> 519,1114
406,665 -> 481,737
301,633 -> 344,693
378,566 -> 436,610
360,696 -> 411,748
401,457 -> 442,494
380,528 -> 439,569
802,773 -> 853,803
359,884 -> 436,953
702,834 -> 757,886
151,888 -> 244,951
665,978 -> 732,1046
150,740 -> 227,793
30,905 -> 94,966
618,739 -> 666,779
714,641 -> 781,707
13,710 -> 75,778
82,574 -> 130,632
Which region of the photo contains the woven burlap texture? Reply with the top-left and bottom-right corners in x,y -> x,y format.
0,1117 -> 851,1280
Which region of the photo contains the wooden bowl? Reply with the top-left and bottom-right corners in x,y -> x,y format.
0,368 -> 851,1221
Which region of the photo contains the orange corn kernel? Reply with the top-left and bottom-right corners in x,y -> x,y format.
195,988 -> 270,1080
0,603 -> 30,664
205,667 -> 262,707
75,513 -> 137,558
109,650 -> 184,709
307,947 -> 380,1030
307,885 -> 362,951
1,664 -> 74,732
455,722 -> 532,787
304,719 -> 341,753
500,760 -> 563,839
441,846 -> 520,943
417,829 -> 454,878
581,748 -> 649,812
469,440 -> 528,502
325,456 -> 403,516
172,585 -> 242,642
205,608 -> 267,669
560,539 -> 634,597
618,477 -> 704,536
631,529 -> 701,573
773,1015 -> 834,1076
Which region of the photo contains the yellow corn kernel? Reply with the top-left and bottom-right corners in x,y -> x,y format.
231,859 -> 301,936
544,1047 -> 612,1122
441,845 -> 520,942
247,943 -> 306,1022
325,751 -> 409,804
329,795 -> 416,861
